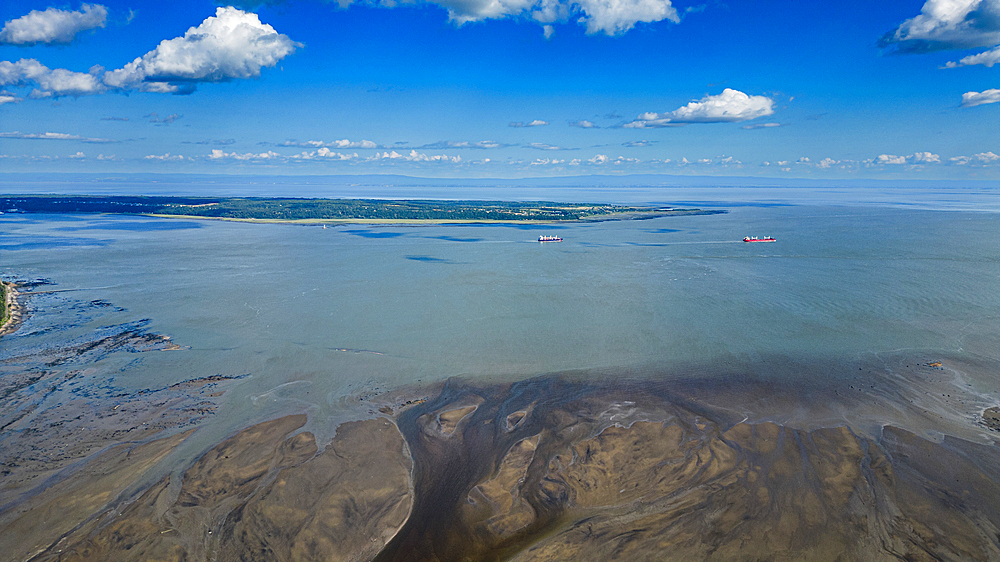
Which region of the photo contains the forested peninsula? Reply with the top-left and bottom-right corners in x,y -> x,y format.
0,195 -> 722,223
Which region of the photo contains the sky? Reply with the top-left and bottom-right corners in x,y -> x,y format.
0,0 -> 998,180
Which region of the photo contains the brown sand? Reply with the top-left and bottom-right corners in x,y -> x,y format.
17,414 -> 413,562
375,378 -> 1000,561
3,376 -> 999,562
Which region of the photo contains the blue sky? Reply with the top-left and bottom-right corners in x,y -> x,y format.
1,0 -> 998,179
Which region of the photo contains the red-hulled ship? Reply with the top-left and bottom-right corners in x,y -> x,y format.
743,236 -> 776,242
538,235 -> 563,242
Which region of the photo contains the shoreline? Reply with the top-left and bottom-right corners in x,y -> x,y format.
0,281 -> 23,337
143,209 -> 719,226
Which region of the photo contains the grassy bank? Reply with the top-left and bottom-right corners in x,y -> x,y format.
1,282 -> 8,328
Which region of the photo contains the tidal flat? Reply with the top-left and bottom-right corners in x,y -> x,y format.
1,200 -> 999,560
5,368 -> 1000,561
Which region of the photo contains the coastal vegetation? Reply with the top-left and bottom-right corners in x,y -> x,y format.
0,282 -> 7,327
0,195 -> 721,223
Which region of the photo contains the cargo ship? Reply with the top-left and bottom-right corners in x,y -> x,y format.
538,235 -> 563,242
743,236 -> 775,242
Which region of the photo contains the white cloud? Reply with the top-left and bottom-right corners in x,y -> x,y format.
209,149 -> 282,160
526,142 -> 569,150
881,0 -> 1000,68
741,122 -> 783,130
103,7 -> 300,94
569,120 -> 599,128
530,158 -> 564,165
0,4 -> 108,45
875,154 -> 908,165
144,153 -> 185,161
371,150 -> 461,162
911,151 -> 941,163
1,8 -> 298,99
290,148 -> 359,160
867,152 -> 941,166
961,88 -> 1000,106
589,154 -> 609,164
0,91 -> 21,104
0,130 -> 115,142
418,140 -> 509,149
949,151 -> 1000,165
509,119 -> 549,127
625,89 -> 774,127
278,139 -> 378,149
574,0 -> 679,35
817,157 -> 838,168
401,0 -> 678,35
0,59 -> 105,97
946,44 -> 1000,66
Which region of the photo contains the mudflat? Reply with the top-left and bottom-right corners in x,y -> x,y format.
7,375 -> 1000,562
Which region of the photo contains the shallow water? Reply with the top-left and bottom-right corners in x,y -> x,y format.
2,203 -> 999,454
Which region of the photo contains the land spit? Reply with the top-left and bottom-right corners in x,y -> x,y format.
4,374 -> 999,562
0,281 -> 24,337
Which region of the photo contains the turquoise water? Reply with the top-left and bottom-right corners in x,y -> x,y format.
2,199 -> 999,450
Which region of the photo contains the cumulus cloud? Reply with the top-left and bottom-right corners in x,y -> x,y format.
0,91 -> 21,105
277,139 -> 378,149
509,119 -> 548,127
420,0 -> 677,35
866,152 -> 941,166
290,148 -> 359,160
625,89 -> 774,128
945,45 -> 1000,66
530,158 -> 564,165
0,130 -> 115,143
372,150 -> 461,162
949,151 -> 1000,165
234,0 -> 678,35
880,0 -> 1000,53
0,4 -> 108,45
961,88 -> 1000,106
1,8 -> 300,100
569,120 -> 599,128
622,140 -> 654,147
104,7 -> 300,94
880,0 -> 1000,68
585,154 -> 642,165
0,59 -> 105,97
573,0 -> 680,34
